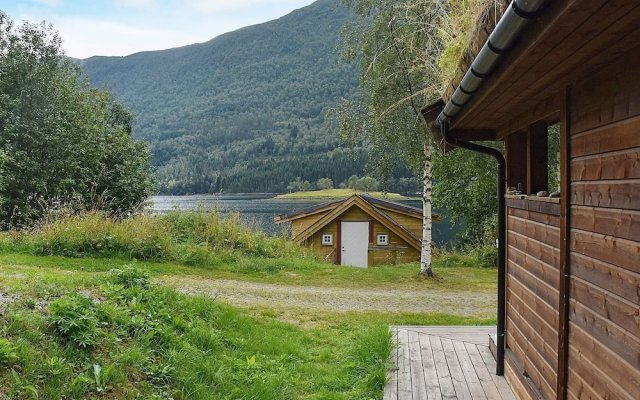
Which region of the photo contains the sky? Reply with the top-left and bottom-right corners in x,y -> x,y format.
1,0 -> 316,59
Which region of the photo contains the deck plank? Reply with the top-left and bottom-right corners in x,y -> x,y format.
397,328 -> 413,400
418,334 -> 443,400
384,327 -> 516,400
408,330 -> 429,400
478,346 -> 517,400
441,337 -> 473,400
384,328 -> 399,400
431,335 -> 458,399
453,339 -> 487,400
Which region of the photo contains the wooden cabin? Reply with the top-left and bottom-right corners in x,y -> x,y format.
274,194 -> 422,267
421,1 -> 640,399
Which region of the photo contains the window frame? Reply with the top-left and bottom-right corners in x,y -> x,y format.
377,233 -> 389,246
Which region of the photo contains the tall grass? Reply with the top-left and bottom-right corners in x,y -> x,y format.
0,210 -> 306,266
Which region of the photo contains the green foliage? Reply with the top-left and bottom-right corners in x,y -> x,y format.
48,294 -> 100,348
78,1 -> 419,194
547,123 -> 561,192
0,13 -> 155,227
287,177 -> 313,192
432,142 -> 502,245
11,210 -> 304,264
0,261 -> 400,399
346,326 -> 391,397
315,177 -> 334,190
0,338 -> 20,365
107,265 -> 151,289
333,0 -> 448,182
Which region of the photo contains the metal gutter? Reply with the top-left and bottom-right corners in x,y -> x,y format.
437,0 -> 548,125
432,0 -> 549,376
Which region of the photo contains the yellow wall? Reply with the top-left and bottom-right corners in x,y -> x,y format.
294,204 -> 420,267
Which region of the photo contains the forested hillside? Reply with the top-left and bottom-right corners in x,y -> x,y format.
80,0 -> 415,194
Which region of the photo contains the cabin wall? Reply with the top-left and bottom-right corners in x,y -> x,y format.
505,199 -> 561,400
298,205 -> 420,266
503,50 -> 640,400
565,51 -> 640,400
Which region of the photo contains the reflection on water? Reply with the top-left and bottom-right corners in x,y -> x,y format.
149,194 -> 460,245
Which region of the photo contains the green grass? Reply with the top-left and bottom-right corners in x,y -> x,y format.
276,189 -> 417,200
0,259 -> 493,399
0,211 -> 496,398
0,252 -> 497,292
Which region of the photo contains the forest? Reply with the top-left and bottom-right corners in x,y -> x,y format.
79,0 -> 424,194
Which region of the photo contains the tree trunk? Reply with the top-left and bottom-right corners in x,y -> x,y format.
420,142 -> 433,277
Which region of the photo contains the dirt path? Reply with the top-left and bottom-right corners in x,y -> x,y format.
157,275 -> 495,316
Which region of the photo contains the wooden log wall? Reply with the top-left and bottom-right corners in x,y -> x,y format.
565,51 -> 640,400
506,204 -> 561,400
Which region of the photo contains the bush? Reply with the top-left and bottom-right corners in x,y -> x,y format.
24,209 -> 305,265
472,244 -> 498,268
48,294 -> 100,348
0,338 -> 20,365
107,266 -> 151,289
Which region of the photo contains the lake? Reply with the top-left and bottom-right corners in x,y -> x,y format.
149,194 -> 460,245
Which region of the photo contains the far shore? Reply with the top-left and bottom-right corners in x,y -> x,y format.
275,188 -> 419,200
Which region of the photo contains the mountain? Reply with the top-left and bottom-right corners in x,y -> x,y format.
81,0 -> 416,194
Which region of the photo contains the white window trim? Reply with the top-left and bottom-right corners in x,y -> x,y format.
377,233 -> 389,246
321,233 -> 333,246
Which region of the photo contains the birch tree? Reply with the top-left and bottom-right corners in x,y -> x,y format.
332,0 -> 447,276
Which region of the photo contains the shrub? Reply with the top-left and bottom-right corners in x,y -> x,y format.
107,265 -> 151,289
48,294 -> 100,348
0,338 -> 20,365
16,209 -> 306,266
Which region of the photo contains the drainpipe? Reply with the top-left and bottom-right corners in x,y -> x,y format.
433,0 -> 548,376
441,120 -> 507,375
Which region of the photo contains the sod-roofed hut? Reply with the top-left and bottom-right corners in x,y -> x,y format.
274,194 -> 422,268
421,1 -> 640,399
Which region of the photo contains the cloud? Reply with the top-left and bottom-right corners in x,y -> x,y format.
33,0 -> 61,6
54,17 -> 203,58
185,0 -> 303,13
115,0 -> 156,9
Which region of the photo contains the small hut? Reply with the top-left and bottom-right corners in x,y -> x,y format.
274,194 -> 423,267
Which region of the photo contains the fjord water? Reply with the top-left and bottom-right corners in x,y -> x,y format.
150,195 -> 460,245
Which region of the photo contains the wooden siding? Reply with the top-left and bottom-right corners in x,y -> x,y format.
378,209 -> 422,238
297,204 -> 420,266
291,211 -> 330,238
506,206 -> 561,400
565,52 -> 640,400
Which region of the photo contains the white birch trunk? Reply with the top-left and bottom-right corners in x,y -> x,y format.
420,142 -> 433,276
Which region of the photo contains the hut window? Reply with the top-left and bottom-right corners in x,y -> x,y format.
377,234 -> 389,246
321,234 -> 333,245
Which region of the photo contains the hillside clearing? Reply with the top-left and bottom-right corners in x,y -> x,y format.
276,188 -> 416,199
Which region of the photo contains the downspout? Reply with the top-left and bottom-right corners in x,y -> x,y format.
441,120 -> 507,376
433,0 -> 548,376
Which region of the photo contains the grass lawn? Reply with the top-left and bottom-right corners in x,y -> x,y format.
275,189 -> 417,200
0,211 -> 496,398
0,252 -> 498,291
0,252 -> 496,399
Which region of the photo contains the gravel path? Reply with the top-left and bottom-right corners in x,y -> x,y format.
157,276 -> 495,316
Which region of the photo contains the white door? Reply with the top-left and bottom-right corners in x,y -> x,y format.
341,222 -> 369,268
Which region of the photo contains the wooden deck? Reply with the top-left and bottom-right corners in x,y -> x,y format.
384,326 -> 516,400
